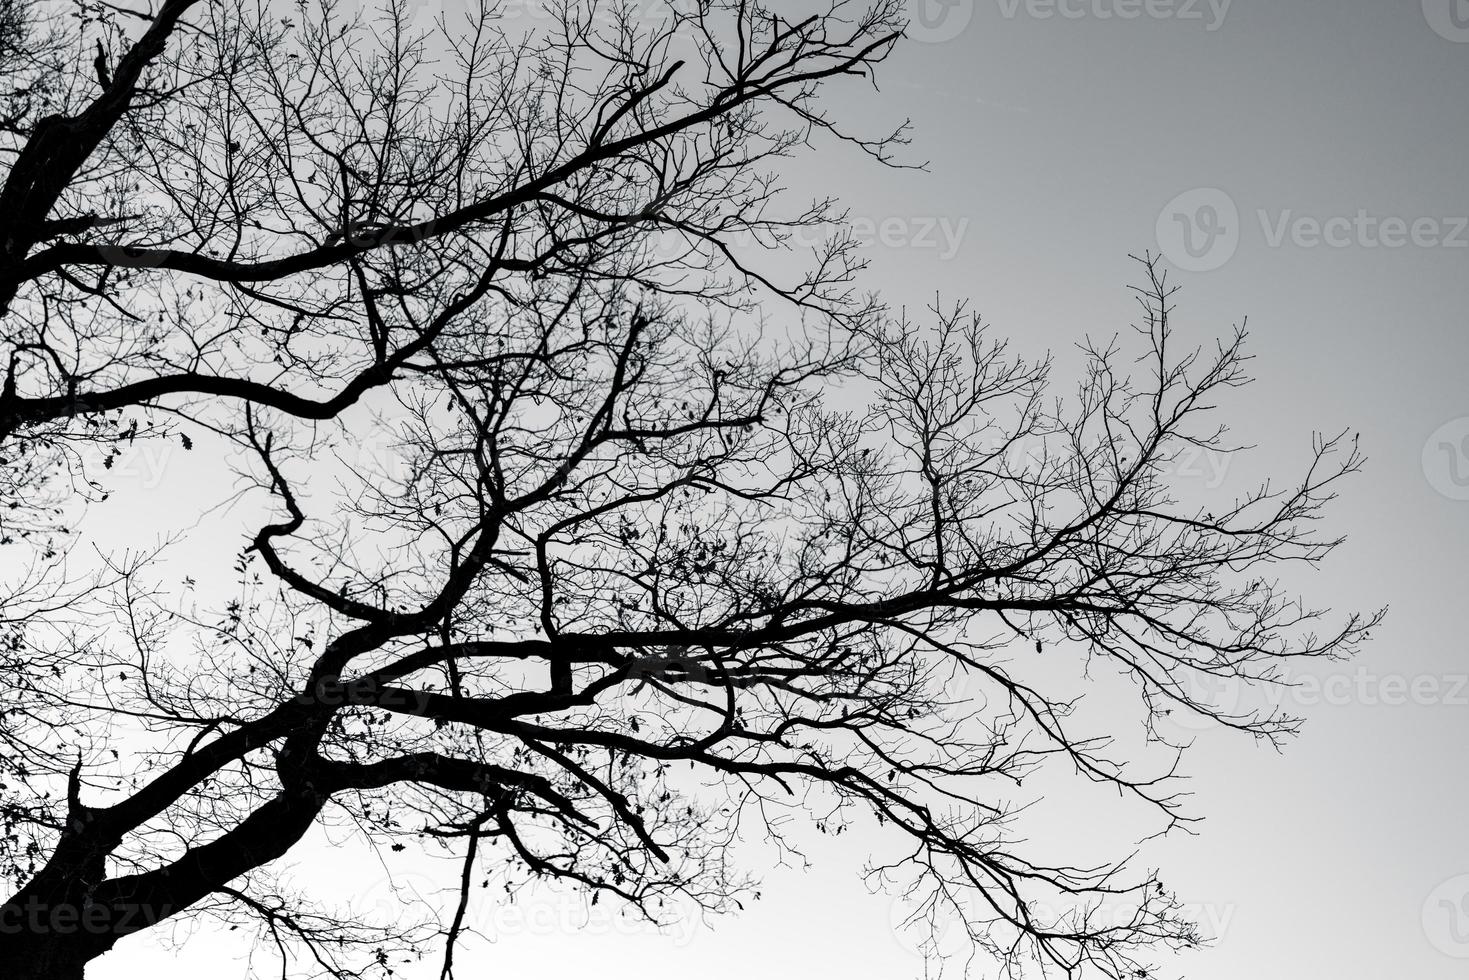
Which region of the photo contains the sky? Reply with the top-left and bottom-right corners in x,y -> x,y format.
81,0 -> 1469,978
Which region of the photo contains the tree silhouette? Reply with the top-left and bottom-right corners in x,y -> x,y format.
0,2 -> 1378,979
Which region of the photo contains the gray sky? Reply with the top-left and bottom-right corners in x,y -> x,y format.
92,1 -> 1469,978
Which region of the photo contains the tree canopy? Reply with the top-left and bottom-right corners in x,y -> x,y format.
0,2 -> 1377,978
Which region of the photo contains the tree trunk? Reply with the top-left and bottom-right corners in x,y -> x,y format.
0,933 -> 99,980
0,829 -> 118,980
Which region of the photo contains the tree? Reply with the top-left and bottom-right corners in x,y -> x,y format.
0,1 -> 1378,978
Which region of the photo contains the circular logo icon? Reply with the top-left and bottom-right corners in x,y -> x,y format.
1158,667 -> 1246,735
1423,0 -> 1469,42
1155,188 -> 1240,272
906,0 -> 975,44
1423,417 -> 1469,501
643,228 -> 697,267
888,891 -> 969,961
1423,874 -> 1469,957
358,869 -> 447,925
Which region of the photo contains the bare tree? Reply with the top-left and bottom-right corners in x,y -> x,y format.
0,2 -> 1378,979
